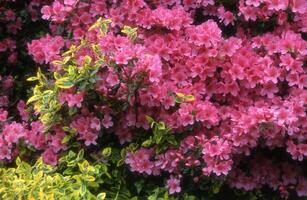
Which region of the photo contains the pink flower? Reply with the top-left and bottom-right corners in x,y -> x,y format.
298,144 -> 307,156
8,52 -> 17,63
115,127 -> 132,144
125,148 -> 154,175
218,7 -> 235,26
180,113 -> 194,127
41,6 -> 52,20
0,145 -> 11,160
25,122 -> 46,150
67,93 -> 84,108
298,74 -> 307,89
27,35 -> 64,64
64,0 -> 78,6
261,81 -> 279,98
219,37 -> 242,57
187,20 -> 222,48
106,73 -> 120,87
73,28 -> 85,39
265,0 -> 289,11
42,148 -> 58,166
2,76 -> 13,89
5,10 -> 15,21
102,114 -> 113,128
90,117 -> 101,131
49,130 -> 66,153
240,5 -> 258,21
0,109 -> 8,122
59,92 -> 84,108
148,55 -> 162,83
83,132 -> 98,146
167,177 -> 181,194
213,160 -> 233,176
291,0 -> 307,14
0,96 -> 9,107
79,13 -> 92,25
297,178 -> 307,197
246,0 -> 262,7
17,100 -> 29,121
2,122 -> 24,145
70,115 -> 101,146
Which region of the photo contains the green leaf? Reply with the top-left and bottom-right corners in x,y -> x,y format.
175,92 -> 195,102
16,157 -> 22,166
154,133 -> 163,144
142,139 -> 152,147
63,168 -> 74,175
83,55 -> 92,66
100,19 -> 112,35
27,76 -> 38,81
62,135 -> 72,144
134,181 -> 144,194
78,160 -> 90,173
77,150 -> 84,160
83,175 -> 95,182
52,60 -> 63,65
121,26 -> 138,40
80,183 -> 87,196
116,159 -> 124,167
102,147 -> 112,157
27,95 -> 41,104
184,94 -> 195,102
62,126 -> 77,134
55,77 -> 74,89
120,149 -> 126,158
129,143 -> 139,152
63,56 -> 71,64
166,135 -> 177,146
97,193 -> 106,200
37,68 -> 47,83
164,192 -> 169,200
175,92 -> 185,98
157,122 -> 166,130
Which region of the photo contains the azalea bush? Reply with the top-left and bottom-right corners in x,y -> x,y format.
0,0 -> 306,199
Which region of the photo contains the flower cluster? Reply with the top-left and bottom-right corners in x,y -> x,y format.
0,0 -> 306,199
28,35 -> 65,64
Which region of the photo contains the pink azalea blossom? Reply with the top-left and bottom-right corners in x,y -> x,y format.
167,177 -> 181,194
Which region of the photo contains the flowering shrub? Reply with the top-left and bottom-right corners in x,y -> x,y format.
0,0 -> 306,199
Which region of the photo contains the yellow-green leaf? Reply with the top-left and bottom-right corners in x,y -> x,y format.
88,17 -> 102,31
100,19 -> 112,35
27,77 -> 38,81
116,159 -> 124,167
121,26 -> 138,40
37,68 -> 47,83
83,55 -> 92,66
62,135 -> 72,144
55,78 -> 74,89
97,193 -> 106,200
142,139 -> 152,147
52,60 -> 63,65
27,95 -> 41,104
184,94 -> 195,102
83,175 -> 95,182
63,56 -> 71,64
101,147 -> 112,157
175,92 -> 185,98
